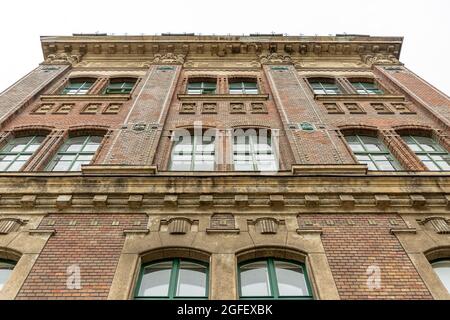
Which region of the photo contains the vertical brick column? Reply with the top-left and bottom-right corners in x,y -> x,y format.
263,65 -> 345,165
104,65 -> 181,166
0,64 -> 70,127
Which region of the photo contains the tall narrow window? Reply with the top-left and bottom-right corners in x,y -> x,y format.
233,129 -> 278,171
61,80 -> 94,95
46,135 -> 102,172
239,258 -> 312,299
402,135 -> 450,171
345,135 -> 402,171
431,259 -> 450,293
187,81 -> 216,95
229,81 -> 258,94
169,131 -> 215,171
309,80 -> 341,95
135,259 -> 208,299
0,136 -> 45,171
351,81 -> 383,95
104,79 -> 136,94
0,259 -> 15,291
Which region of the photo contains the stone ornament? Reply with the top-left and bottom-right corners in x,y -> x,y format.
361,53 -> 402,67
259,52 -> 293,65
42,53 -> 81,66
151,53 -> 186,65
248,217 -> 285,234
0,218 -> 27,234
206,213 -> 239,234
160,217 -> 198,234
417,217 -> 450,234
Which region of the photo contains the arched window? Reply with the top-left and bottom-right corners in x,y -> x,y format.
345,135 -> 402,171
229,80 -> 258,94
0,259 -> 15,291
238,258 -> 312,299
134,259 -> 208,299
187,80 -> 216,95
308,78 -> 341,95
431,259 -> 450,293
401,135 -> 450,171
169,130 -> 216,171
350,81 -> 383,95
0,136 -> 45,171
104,78 -> 137,94
233,128 -> 278,171
46,135 -> 102,171
61,78 -> 95,95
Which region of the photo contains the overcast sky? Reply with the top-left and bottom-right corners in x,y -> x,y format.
0,0 -> 449,95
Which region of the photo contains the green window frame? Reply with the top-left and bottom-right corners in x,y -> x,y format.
233,130 -> 278,171
45,135 -> 102,172
134,258 -> 209,300
402,135 -> 450,171
0,136 -> 45,172
169,132 -> 215,171
238,258 -> 313,300
61,80 -> 94,95
309,81 -> 341,95
229,81 -> 259,94
0,259 -> 16,291
104,80 -> 136,94
345,135 -> 402,171
351,81 -> 384,95
187,81 -> 216,94
431,259 -> 450,293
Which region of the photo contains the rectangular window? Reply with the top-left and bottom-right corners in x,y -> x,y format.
351,82 -> 384,95
310,81 -> 341,95
170,132 -> 216,171
61,81 -> 93,95
187,82 -> 216,95
229,81 -> 258,94
402,135 -> 450,171
104,80 -> 136,94
233,130 -> 278,171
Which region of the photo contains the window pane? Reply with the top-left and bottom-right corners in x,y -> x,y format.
240,261 -> 271,297
0,262 -> 14,291
176,261 -> 207,297
6,161 -> 26,171
275,261 -> 309,296
138,261 -> 172,297
52,161 -> 72,171
432,260 -> 450,293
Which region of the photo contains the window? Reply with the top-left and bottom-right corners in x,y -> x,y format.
229,81 -> 258,94
135,259 -> 208,299
239,258 -> 312,299
169,131 -> 215,171
351,82 -> 383,95
187,81 -> 216,95
0,259 -> 15,291
309,80 -> 341,95
431,259 -> 450,293
345,135 -> 402,171
0,136 -> 45,171
61,80 -> 94,95
402,135 -> 450,171
104,79 -> 136,94
233,129 -> 278,171
46,135 -> 102,171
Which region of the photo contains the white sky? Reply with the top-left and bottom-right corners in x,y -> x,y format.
0,0 -> 449,95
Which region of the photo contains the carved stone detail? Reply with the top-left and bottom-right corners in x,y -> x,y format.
417,217 -> 450,234
259,52 -> 293,65
161,217 -> 196,234
249,217 -> 285,234
0,218 -> 27,234
206,213 -> 239,233
151,53 -> 185,65
42,53 -> 81,66
361,53 -> 402,67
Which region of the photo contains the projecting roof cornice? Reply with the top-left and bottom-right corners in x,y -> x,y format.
39,34 -> 404,67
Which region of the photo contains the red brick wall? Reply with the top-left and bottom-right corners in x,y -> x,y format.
16,214 -> 148,300
299,214 -> 432,299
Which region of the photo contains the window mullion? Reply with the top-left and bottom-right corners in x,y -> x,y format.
267,258 -> 279,298
249,135 -> 257,171
168,259 -> 180,299
191,135 -> 196,171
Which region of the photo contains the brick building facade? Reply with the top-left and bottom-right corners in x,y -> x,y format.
0,34 -> 449,300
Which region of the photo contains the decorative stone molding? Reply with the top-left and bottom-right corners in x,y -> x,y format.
160,217 -> 197,234
20,195 -> 36,208
305,195 -> 320,207
164,195 -> 178,207
151,53 -> 185,65
410,194 -> 426,208
42,52 -> 81,66
248,217 -> 285,234
269,194 -> 284,207
291,164 -> 367,175
93,195 -> 108,207
390,228 -> 417,235
0,218 -> 27,234
375,194 -> 391,207
56,195 -> 72,209
361,53 -> 402,67
417,217 -> 450,234
234,195 -> 248,207
128,195 -> 143,208
206,213 -> 239,234
259,52 -> 293,65
339,195 -> 355,208
199,194 -> 214,206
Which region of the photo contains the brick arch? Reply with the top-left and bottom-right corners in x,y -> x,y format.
337,124 -> 379,137
424,246 -> 450,262
392,124 -> 435,138
186,75 -> 218,83
236,245 -> 308,264
0,125 -> 54,149
140,246 -> 211,265
230,122 -> 274,129
67,125 -> 110,138
0,247 -> 21,262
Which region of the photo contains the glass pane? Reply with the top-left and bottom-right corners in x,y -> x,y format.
365,144 -> 381,152
349,144 -> 364,152
240,261 -> 271,297
139,261 -> 172,297
0,265 -> 14,291
432,260 -> 450,293
52,161 -> 72,171
437,161 -> 450,171
176,261 -> 207,297
275,261 -> 309,296
6,161 -> 25,171
170,161 -> 191,171
424,161 -> 440,171
377,161 -> 395,171
83,144 -> 100,152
